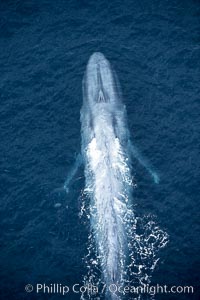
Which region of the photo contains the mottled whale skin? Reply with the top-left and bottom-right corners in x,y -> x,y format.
81,53 -> 132,292
81,52 -> 130,150
64,52 -> 159,299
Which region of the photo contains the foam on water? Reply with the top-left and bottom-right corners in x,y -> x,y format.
79,127 -> 168,299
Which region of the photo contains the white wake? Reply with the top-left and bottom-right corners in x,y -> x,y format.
79,104 -> 168,300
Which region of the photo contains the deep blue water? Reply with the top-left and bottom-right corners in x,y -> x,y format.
0,0 -> 200,299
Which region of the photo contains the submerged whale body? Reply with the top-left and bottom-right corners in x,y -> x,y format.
81,53 -> 133,292
64,52 -> 165,299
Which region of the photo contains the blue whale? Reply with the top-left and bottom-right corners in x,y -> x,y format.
64,52 -> 160,299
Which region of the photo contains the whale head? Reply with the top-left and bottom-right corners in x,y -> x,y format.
83,52 -> 122,107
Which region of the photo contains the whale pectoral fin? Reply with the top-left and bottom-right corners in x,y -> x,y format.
130,143 -> 160,184
63,153 -> 83,193
151,171 -> 160,184
52,153 -> 83,195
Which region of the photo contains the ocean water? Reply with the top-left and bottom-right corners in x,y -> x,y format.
0,0 -> 199,299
